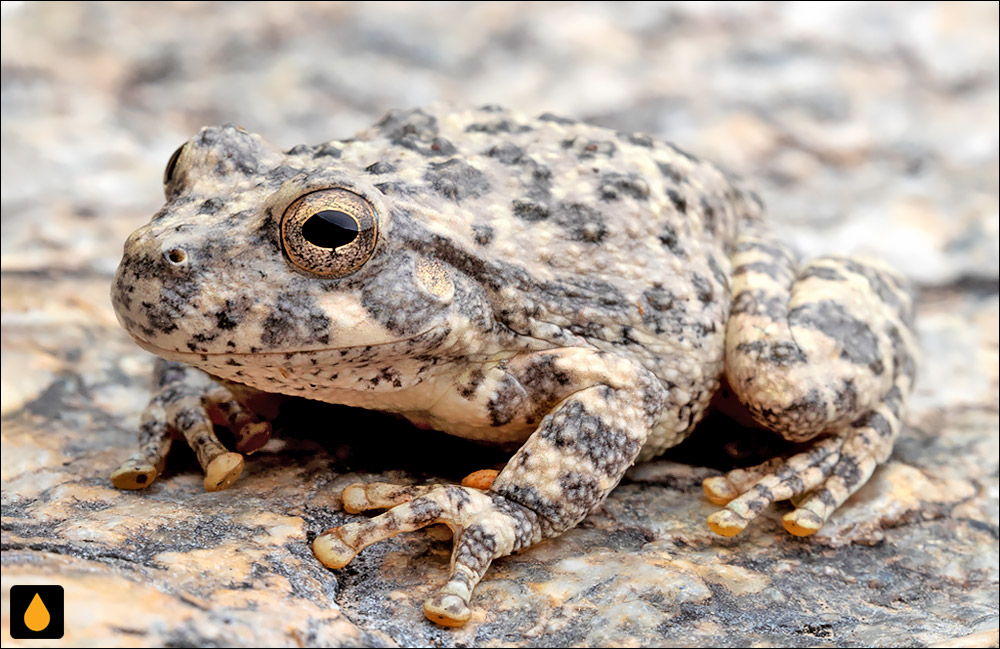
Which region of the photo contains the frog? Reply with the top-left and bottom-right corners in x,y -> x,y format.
109,105 -> 918,627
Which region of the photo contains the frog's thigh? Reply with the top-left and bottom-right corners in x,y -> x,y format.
314,349 -> 665,626
710,234 -> 917,536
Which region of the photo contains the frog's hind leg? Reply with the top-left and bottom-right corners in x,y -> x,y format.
314,349 -> 666,626
708,231 -> 918,536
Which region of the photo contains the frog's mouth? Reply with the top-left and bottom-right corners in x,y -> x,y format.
126,326 -> 445,364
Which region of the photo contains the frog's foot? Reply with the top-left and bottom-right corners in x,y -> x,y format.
314,482 -> 540,627
719,231 -> 918,536
111,360 -> 271,491
704,394 -> 905,536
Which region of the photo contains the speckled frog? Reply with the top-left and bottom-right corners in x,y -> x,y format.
111,105 -> 918,626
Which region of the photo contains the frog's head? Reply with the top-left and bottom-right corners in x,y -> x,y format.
112,124 -> 498,398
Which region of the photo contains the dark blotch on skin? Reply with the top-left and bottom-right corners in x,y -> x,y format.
731,290 -> 789,321
759,389 -> 828,435
424,158 -> 490,202
598,172 -> 650,201
194,124 -> 267,180
737,240 -> 796,266
487,374 -> 526,427
658,224 -> 686,257
833,455 -> 862,487
472,224 -> 495,246
708,256 -> 730,293
250,210 -> 282,255
833,380 -> 859,414
853,410 -> 893,438
198,198 -> 225,215
789,300 -> 884,374
489,144 -> 552,205
627,133 -> 654,148
735,340 -> 807,366
667,189 -> 687,214
141,275 -> 201,335
266,165 -> 300,183
553,202 -> 608,243
376,108 -> 456,157
373,181 -> 414,196
799,266 -> 847,282
513,199 -> 549,222
700,196 -> 718,235
466,119 -> 531,134
260,292 -> 332,347
691,273 -> 714,303
215,306 -> 241,330
492,482 -> 567,534
540,277 -> 628,312
538,401 -> 639,479
487,142 -> 526,165
454,524 -> 498,570
365,161 -> 396,175
735,261 -> 792,282
839,258 -> 914,326
458,367 -> 486,399
657,161 -> 684,183
312,143 -> 342,158
641,284 -> 689,335
538,112 -> 576,125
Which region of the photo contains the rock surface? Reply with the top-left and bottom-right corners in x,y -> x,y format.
2,2 -> 997,646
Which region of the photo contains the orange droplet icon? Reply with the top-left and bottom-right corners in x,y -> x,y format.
24,592 -> 51,632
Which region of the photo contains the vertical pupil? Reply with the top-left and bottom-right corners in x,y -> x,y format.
302,210 -> 359,248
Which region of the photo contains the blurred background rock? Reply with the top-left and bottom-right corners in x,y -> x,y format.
2,2 -> 997,646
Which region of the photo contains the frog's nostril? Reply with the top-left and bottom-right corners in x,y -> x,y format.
165,248 -> 188,265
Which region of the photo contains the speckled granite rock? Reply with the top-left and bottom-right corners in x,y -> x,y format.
2,2 -> 997,647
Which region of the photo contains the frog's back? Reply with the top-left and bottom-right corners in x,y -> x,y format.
329,105 -> 763,394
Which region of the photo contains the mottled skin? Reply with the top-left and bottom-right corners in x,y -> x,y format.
110,105 -> 918,626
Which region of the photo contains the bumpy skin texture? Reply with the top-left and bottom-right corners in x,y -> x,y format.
110,105 -> 918,626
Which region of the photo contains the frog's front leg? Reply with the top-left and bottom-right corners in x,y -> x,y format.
313,349 -> 665,626
111,359 -> 273,491
707,231 -> 918,536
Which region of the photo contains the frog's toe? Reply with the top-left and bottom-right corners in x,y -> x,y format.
705,508 -> 751,536
313,527 -> 360,569
782,509 -> 825,536
340,481 -> 436,514
203,451 -> 244,492
110,459 -> 162,490
424,592 -> 472,627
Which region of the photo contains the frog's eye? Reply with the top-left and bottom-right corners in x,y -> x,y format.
281,188 -> 378,278
163,144 -> 185,188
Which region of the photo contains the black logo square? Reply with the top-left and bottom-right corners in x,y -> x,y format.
9,585 -> 64,639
